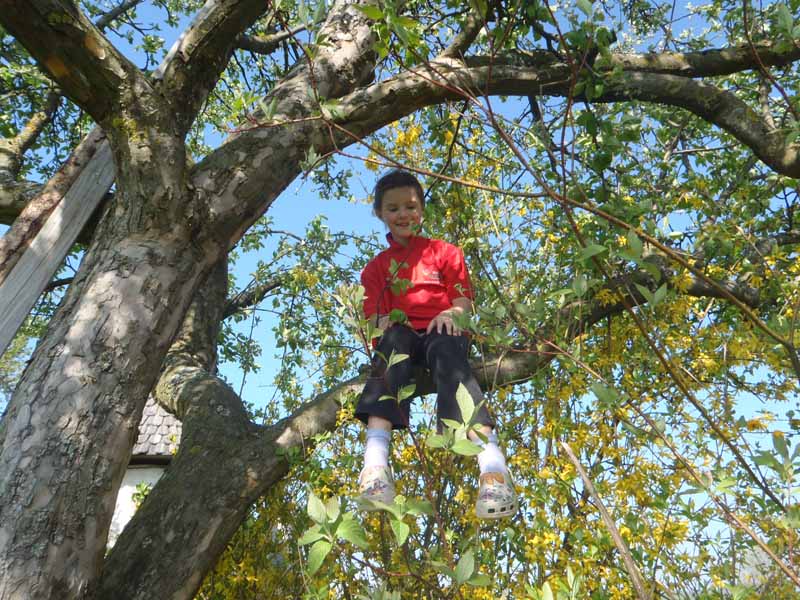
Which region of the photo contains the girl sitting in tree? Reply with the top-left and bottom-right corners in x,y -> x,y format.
354,169 -> 517,519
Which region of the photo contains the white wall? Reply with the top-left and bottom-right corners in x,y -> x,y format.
108,465 -> 165,547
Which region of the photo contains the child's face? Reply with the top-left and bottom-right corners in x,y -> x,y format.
378,186 -> 423,245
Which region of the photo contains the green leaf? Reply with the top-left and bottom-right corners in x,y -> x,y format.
307,491 -> 327,524
469,0 -> 489,18
431,560 -> 455,579
653,283 -> 668,305
390,17 -> 411,46
579,243 -> 607,261
336,516 -> 368,550
440,418 -> 463,431
398,383 -> 416,401
298,525 -> 326,546
627,229 -> 643,258
371,500 -> 403,519
467,573 -> 492,586
576,0 -> 593,17
452,439 -> 483,456
405,499 -> 434,516
753,452 -> 781,471
307,539 -> 331,574
297,0 -> 308,23
259,96 -> 278,120
773,432 -> 789,460
389,308 -> 408,323
425,434 -> 448,448
319,98 -> 341,120
325,496 -> 340,522
387,352 -> 409,368
640,260 -> 662,283
456,383 -> 474,424
572,273 -> 589,297
390,518 -> 410,545
455,549 -> 475,584
470,425 -> 488,443
542,581 -> 554,600
776,3 -> 793,33
591,383 -> 618,408
634,283 -> 655,306
356,5 -> 384,20
714,477 -> 736,493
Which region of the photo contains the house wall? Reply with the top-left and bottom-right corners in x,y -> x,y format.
108,465 -> 165,547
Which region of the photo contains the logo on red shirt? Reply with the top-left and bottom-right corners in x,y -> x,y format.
420,268 -> 443,283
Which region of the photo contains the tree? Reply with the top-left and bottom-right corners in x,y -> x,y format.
0,0 -> 799,598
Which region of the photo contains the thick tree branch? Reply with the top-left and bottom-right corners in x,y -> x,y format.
328,44 -> 800,179
191,0 -> 376,243
0,0 -> 143,124
205,37 -> 800,245
0,183 -> 38,225
499,41 -> 800,77
153,258 -> 228,419
610,42 -> 800,77
440,10 -> 484,58
10,92 -> 61,167
223,275 -> 285,319
597,71 -> 800,178
0,91 -> 60,178
157,0 -> 271,133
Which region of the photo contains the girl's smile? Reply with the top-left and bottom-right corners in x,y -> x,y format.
378,186 -> 422,246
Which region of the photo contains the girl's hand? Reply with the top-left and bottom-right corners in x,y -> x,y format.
426,307 -> 463,336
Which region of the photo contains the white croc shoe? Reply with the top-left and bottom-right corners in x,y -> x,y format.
475,471 -> 518,519
357,465 -> 396,510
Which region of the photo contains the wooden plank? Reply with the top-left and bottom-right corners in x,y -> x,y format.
0,141 -> 115,356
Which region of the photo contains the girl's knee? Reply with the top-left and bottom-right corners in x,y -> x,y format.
426,332 -> 469,364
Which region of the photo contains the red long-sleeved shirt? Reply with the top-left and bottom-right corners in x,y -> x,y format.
361,234 -> 473,330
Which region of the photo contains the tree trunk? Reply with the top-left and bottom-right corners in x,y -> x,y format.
0,213 -> 215,598
94,257 -> 288,600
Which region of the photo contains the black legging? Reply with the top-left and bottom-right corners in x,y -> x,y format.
354,324 -> 494,431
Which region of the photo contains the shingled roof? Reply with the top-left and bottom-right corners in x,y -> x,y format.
131,397 -> 181,464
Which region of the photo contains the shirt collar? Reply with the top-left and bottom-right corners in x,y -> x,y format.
386,232 -> 426,250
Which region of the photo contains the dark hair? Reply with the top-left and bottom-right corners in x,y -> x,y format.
373,169 -> 425,214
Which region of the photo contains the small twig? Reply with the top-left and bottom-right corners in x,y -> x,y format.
43,276 -> 74,293
223,276 -> 284,319
14,91 -> 61,163
236,25 -> 307,55
560,442 -> 652,600
742,0 -> 800,122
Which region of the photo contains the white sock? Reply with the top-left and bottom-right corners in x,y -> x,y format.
363,428 -> 391,469
475,431 -> 508,475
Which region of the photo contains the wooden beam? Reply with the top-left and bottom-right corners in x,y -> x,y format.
0,142 -> 114,357
0,128 -> 108,288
